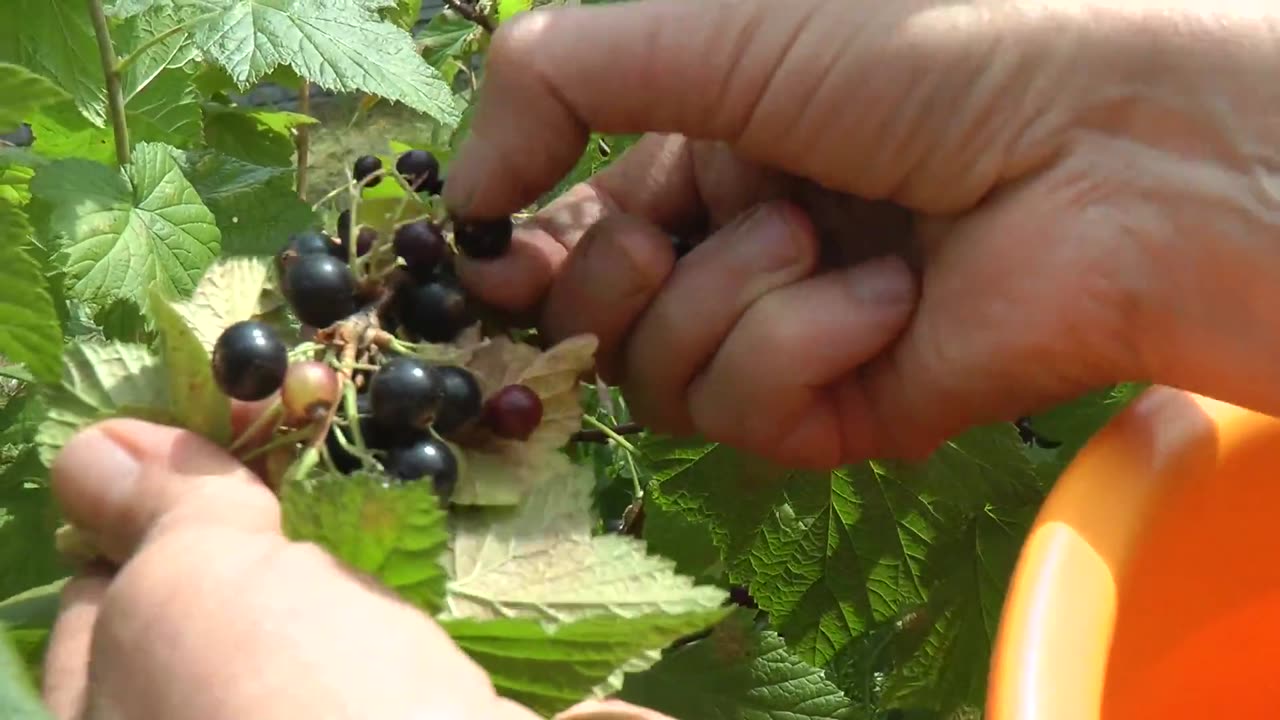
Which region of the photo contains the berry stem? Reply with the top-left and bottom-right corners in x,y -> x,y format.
580,415 -> 642,456
238,426 -> 317,464
442,0 -> 495,33
87,0 -> 130,167
340,377 -> 367,449
296,81 -> 312,199
227,400 -> 284,454
570,420 -> 645,444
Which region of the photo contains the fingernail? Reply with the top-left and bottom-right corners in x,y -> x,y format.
53,426 -> 142,513
848,255 -> 916,305
736,203 -> 810,270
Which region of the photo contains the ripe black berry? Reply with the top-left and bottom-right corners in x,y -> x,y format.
397,278 -> 472,343
383,437 -> 458,498
286,229 -> 339,258
211,321 -> 289,402
326,426 -> 362,474
395,149 -> 439,191
422,175 -> 444,196
671,235 -> 696,259
453,216 -> 512,260
282,361 -> 340,424
393,220 -> 445,277
603,518 -> 625,534
353,155 -> 383,187
482,384 -> 542,440
354,227 -> 377,257
336,209 -> 353,242
370,357 -> 445,430
283,254 -> 357,328
432,366 -> 482,435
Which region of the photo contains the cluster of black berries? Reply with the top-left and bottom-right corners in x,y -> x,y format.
210,318 -> 546,499
350,149 -> 516,261
205,148 -> 538,500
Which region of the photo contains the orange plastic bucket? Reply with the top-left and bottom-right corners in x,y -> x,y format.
988,385 -> 1280,720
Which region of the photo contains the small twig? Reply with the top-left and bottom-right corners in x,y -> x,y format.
570,421 -> 645,444
229,400 -> 284,454
442,0 -> 495,33
87,0 -> 130,166
296,82 -> 312,199
579,415 -> 642,456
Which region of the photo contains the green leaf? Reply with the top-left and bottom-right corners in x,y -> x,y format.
0,153 -> 38,206
642,499 -> 722,582
5,628 -> 50,694
0,65 -> 70,131
447,453 -> 728,621
11,0 -> 105,127
191,0 -> 461,126
115,5 -> 202,92
26,102 -> 116,165
204,106 -> 316,168
0,450 -> 65,600
420,12 -> 478,85
443,610 -> 731,717
175,150 -> 317,256
36,342 -> 172,468
0,624 -> 51,720
0,200 -> 64,384
282,470 -> 450,614
643,424 -> 1044,669
123,70 -> 204,151
30,142 -> 221,316
94,300 -> 154,344
876,504 -> 1038,713
0,580 -> 68,631
147,288 -> 232,446
171,256 -> 281,353
617,611 -> 861,720
1027,382 -> 1149,463
497,0 -> 533,22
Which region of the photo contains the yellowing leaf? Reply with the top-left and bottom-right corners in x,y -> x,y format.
173,257 -> 279,353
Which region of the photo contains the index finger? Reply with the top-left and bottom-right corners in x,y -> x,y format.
443,0 -> 819,219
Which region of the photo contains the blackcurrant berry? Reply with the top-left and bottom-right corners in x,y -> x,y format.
383,437 -> 458,498
453,216 -> 512,260
356,391 -> 372,417
395,149 -> 439,191
286,229 -> 339,258
603,518 -> 625,534
422,175 -> 444,196
211,320 -> 288,402
353,155 -> 383,187
370,357 -> 446,430
282,361 -> 340,424
354,226 -> 377,257
727,586 -> 758,609
283,254 -> 357,328
393,220 -> 445,277
432,366 -> 482,435
396,278 -> 472,343
482,384 -> 542,441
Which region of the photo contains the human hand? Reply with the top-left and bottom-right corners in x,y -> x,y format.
40,417 -> 543,720
443,0 -> 1280,467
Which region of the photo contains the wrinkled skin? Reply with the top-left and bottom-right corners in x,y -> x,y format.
44,1 -> 1280,718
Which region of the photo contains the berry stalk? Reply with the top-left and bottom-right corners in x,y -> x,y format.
87,0 -> 130,166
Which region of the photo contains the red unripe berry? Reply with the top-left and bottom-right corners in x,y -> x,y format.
482,384 -> 543,440
281,361 -> 341,424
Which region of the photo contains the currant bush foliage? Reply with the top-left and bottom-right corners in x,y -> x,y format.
0,0 -> 1149,718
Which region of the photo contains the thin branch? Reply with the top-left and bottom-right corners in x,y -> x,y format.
296,82 -> 312,199
570,420 -> 645,444
442,0 -> 495,33
87,0 -> 130,166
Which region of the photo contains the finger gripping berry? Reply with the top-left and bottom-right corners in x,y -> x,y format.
353,155 -> 383,187
370,357 -> 446,430
453,216 -> 513,260
283,254 -> 357,328
211,321 -> 289,402
483,384 -> 543,441
395,149 -> 439,192
432,366 -> 483,435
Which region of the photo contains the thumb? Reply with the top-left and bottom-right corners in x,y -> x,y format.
444,0 -> 1032,219
51,419 -> 281,564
